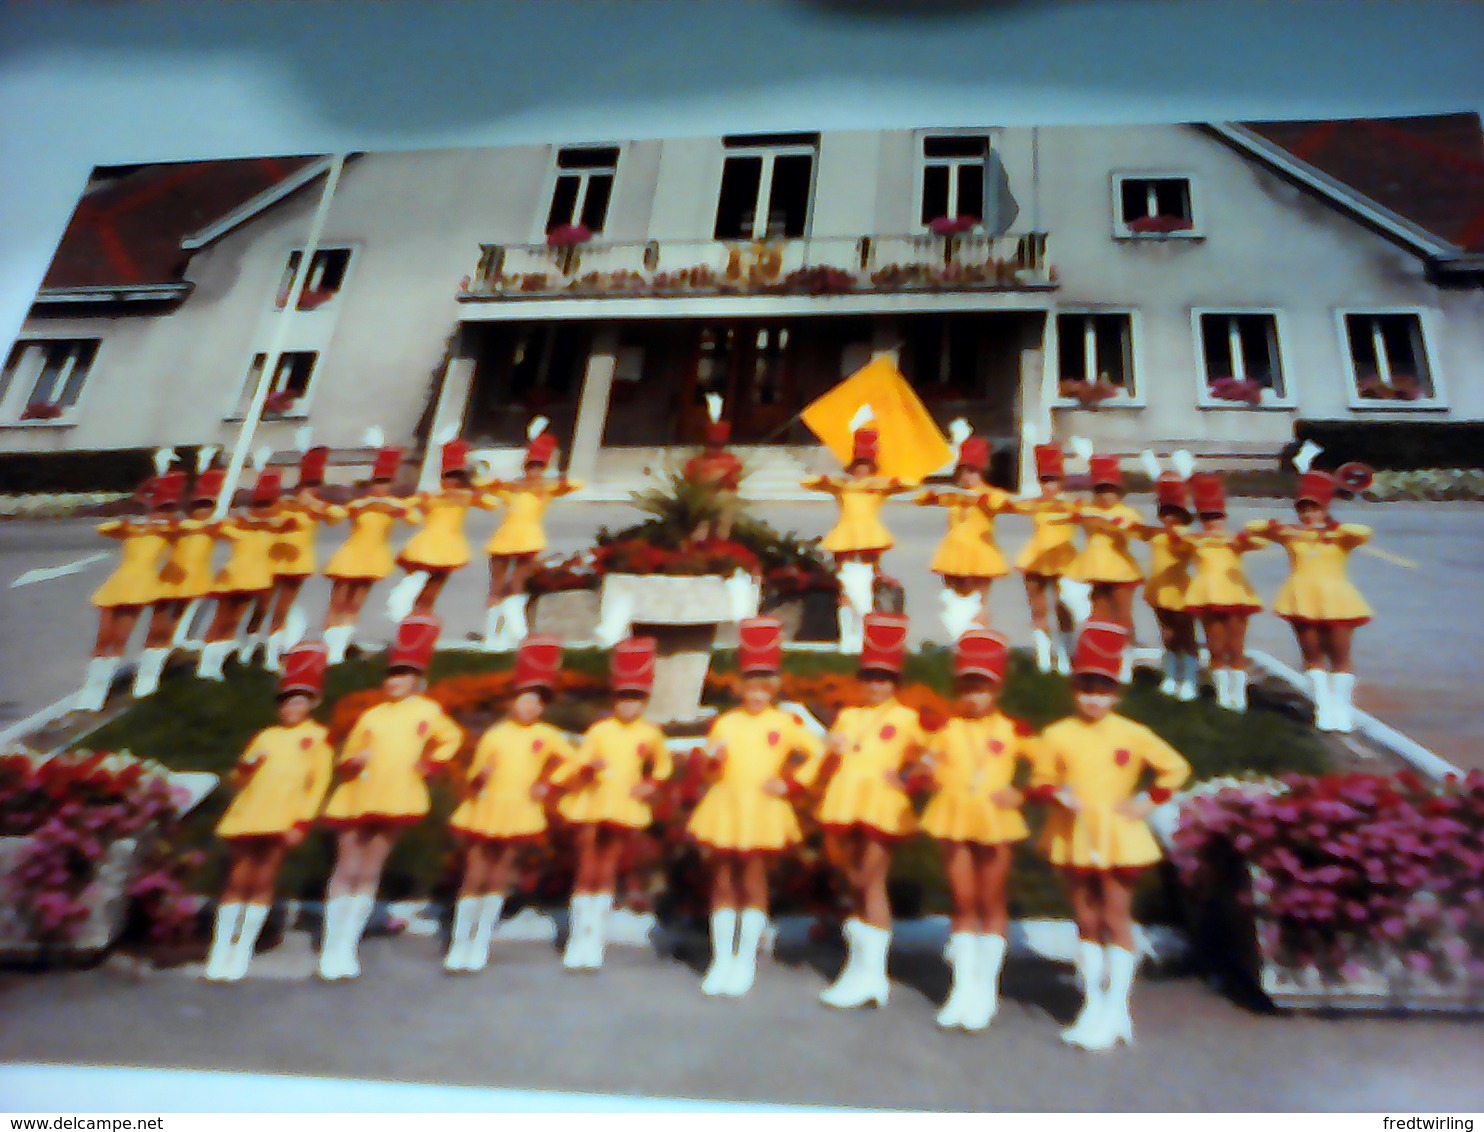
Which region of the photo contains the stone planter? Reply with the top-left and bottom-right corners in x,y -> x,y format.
0,835 -> 144,961
531,588 -> 601,639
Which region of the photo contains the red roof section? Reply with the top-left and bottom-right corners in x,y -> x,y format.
1241,113 -> 1484,254
41,155 -> 323,290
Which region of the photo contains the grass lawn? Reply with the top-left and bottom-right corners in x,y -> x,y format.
80,646 -> 1329,923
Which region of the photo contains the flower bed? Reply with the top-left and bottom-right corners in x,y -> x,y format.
0,751 -> 203,960
1171,772 -> 1484,1011
1361,469 -> 1484,502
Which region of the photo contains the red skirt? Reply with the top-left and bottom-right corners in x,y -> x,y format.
319,812 -> 425,832
453,829 -> 546,847
688,836 -> 790,861
1280,614 -> 1371,628
818,821 -> 907,846
1186,602 -> 1261,616
1058,864 -> 1147,883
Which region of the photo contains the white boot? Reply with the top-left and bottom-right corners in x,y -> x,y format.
481,606 -> 505,653
935,931 -> 978,1029
172,599 -> 203,648
317,895 -> 352,981
130,647 -> 171,698
385,571 -> 429,622
1330,672 -> 1357,733
338,892 -> 376,979
196,640 -> 232,682
236,631 -> 264,665
1230,668 -> 1249,714
1176,654 -> 1200,702
323,624 -> 355,665
1060,940 -> 1107,1047
586,891 -> 612,970
724,908 -> 769,997
1118,650 -> 1134,684
1158,652 -> 1179,696
963,933 -> 1008,1032
1053,630 -> 1074,676
1031,629 -> 1054,674
562,896 -> 589,970
1082,945 -> 1138,1050
1307,669 -> 1333,731
204,902 -> 243,981
836,604 -> 861,655
466,894 -> 504,972
821,920 -> 889,1009
702,908 -> 739,996
75,656 -> 120,712
501,594 -> 530,644
939,589 -> 982,641
445,896 -> 481,972
1212,667 -> 1231,709
228,903 -> 270,981
262,630 -> 286,673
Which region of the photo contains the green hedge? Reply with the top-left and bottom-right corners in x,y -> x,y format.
1292,421 -> 1484,471
0,447 -> 207,493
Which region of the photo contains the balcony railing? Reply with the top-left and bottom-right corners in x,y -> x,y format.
457,232 -> 1055,301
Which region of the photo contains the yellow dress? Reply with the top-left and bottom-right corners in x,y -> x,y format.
321,695 -> 464,826
154,519 -> 219,602
268,500 -> 343,579
1266,524 -> 1374,624
817,700 -> 927,837
216,721 -> 334,839
211,519 -> 280,595
1012,497 -> 1081,576
921,487 -> 1012,578
555,716 -> 673,829
324,499 -> 412,581
920,713 -> 1033,845
397,491 -> 492,571
450,720 -> 576,841
1143,528 -> 1193,613
1030,714 -> 1191,869
483,480 -> 582,557
91,520 -> 170,608
687,706 -> 825,853
1179,530 -> 1264,613
807,477 -> 897,554
1067,501 -> 1145,584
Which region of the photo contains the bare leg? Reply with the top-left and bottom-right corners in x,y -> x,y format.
858,839 -> 892,929
1024,574 -> 1049,631
974,843 -> 1013,937
414,570 -> 450,615
269,578 -> 306,632
1326,623 -> 1356,672
1101,870 -> 1138,952
940,841 -> 979,933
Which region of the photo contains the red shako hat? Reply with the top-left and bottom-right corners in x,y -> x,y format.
1072,621 -> 1128,682
610,637 -> 657,695
526,433 -> 558,469
1155,473 -> 1192,512
860,612 -> 909,676
954,629 -> 1009,683
1297,470 -> 1337,509
1088,454 -> 1123,489
1190,472 -> 1227,516
851,426 -> 880,468
704,419 -> 731,447
251,469 -> 282,506
279,642 -> 328,699
193,468 -> 225,505
298,446 -> 330,488
513,635 -> 563,692
956,436 -> 990,472
372,446 -> 403,482
441,439 -> 470,476
149,471 -> 186,508
1033,444 -> 1064,480
388,614 -> 440,673
738,617 -> 784,676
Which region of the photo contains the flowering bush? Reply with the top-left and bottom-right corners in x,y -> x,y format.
0,492 -> 130,521
773,267 -> 858,295
526,551 -> 602,595
1058,380 -> 1124,406
928,215 -> 980,236
546,223 -> 594,248
1,751 -> 201,947
591,536 -> 761,578
1209,377 -> 1266,405
1171,771 -> 1484,984
1127,214 -> 1193,235
1362,469 -> 1484,503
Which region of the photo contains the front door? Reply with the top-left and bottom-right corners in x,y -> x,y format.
679,321 -> 799,444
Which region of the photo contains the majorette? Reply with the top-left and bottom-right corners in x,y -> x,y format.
1012,429 -> 1082,675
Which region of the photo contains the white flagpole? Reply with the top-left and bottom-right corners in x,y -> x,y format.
214,154 -> 347,519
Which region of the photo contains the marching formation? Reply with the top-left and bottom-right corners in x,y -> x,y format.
72,406 -> 1384,1053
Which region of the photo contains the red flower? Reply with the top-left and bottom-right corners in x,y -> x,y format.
546,223 -> 593,248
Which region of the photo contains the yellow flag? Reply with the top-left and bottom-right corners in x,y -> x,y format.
799,356 -> 953,484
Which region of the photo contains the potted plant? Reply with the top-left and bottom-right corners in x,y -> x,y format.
1170,771 -> 1484,1012
1127,214 -> 1193,235
928,215 -> 979,237
262,390 -> 299,417
546,223 -> 594,248
1058,379 -> 1123,407
1209,377 -> 1265,406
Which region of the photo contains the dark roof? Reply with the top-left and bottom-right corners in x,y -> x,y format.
41,156 -> 323,290
1240,113 -> 1484,254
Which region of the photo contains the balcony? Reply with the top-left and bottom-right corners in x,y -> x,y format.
456,232 -> 1055,302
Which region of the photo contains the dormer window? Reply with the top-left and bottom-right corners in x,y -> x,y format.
1113,175 -> 1197,238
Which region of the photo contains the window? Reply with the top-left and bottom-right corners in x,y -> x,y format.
714,134 -> 818,240
1,338 -> 99,421
276,248 -> 352,310
546,146 -> 620,235
1056,314 -> 1135,400
902,316 -> 983,400
921,135 -> 988,226
1344,313 -> 1436,403
1113,175 -> 1195,236
1198,313 -> 1287,403
234,351 -> 318,418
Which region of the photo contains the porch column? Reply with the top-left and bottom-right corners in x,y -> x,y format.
568,326 -> 620,481
416,342 -> 477,493
1018,312 -> 1056,493
869,316 -> 902,364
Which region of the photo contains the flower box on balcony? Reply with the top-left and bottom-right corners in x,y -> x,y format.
296,289 -> 333,311
928,216 -> 980,237
20,402 -> 64,422
1209,378 -> 1266,406
546,224 -> 594,248
1057,381 -> 1124,407
1357,373 -> 1425,402
262,391 -> 300,417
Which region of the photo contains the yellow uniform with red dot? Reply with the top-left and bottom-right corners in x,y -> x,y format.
216,721 -> 335,839
1012,497 -> 1080,576
1266,524 -> 1374,624
92,520 -> 171,608
212,518 -> 280,595
1029,714 -> 1191,869
450,720 -> 576,840
325,498 -> 413,581
554,715 -> 673,829
1067,501 -> 1145,584
687,706 -> 825,853
925,487 -> 1013,579
321,696 -> 464,826
816,700 -> 928,838
807,477 -> 896,554
920,712 -> 1034,845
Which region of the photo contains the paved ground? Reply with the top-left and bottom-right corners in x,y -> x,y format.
3,497 -> 1481,768
3,937 -> 1482,1111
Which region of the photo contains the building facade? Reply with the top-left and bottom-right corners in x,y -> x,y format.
4,117 -> 1482,491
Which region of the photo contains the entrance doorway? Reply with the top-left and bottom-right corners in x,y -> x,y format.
462,321 -> 592,446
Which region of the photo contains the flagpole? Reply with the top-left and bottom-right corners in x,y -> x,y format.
214,154 -> 347,519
